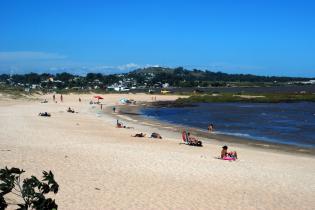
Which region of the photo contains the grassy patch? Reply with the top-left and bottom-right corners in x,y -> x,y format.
0,85 -> 26,99
176,93 -> 315,104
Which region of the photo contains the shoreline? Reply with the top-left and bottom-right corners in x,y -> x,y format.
112,101 -> 315,156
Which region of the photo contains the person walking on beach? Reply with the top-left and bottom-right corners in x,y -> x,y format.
79,97 -> 81,102
60,94 -> 63,102
53,94 -> 55,101
113,107 -> 116,112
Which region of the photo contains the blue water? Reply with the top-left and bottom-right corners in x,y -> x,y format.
141,102 -> 315,148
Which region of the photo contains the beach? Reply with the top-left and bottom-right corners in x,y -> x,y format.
0,93 -> 314,210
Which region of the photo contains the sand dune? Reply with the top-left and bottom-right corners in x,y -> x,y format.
0,93 -> 314,210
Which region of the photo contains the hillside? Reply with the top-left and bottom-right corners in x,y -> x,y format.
128,67 -> 313,87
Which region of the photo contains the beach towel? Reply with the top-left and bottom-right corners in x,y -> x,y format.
222,156 -> 236,161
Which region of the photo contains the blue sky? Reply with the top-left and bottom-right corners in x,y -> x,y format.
0,0 -> 314,77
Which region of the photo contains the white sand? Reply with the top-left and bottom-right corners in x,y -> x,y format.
0,93 -> 314,210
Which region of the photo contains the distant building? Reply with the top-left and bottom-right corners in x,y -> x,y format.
302,80 -> 315,84
162,83 -> 169,88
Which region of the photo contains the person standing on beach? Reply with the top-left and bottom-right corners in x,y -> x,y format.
60,94 -> 63,102
79,97 -> 81,102
53,94 -> 55,101
208,124 -> 214,132
113,107 -> 116,112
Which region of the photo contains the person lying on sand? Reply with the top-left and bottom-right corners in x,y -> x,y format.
41,99 -> 48,103
150,132 -> 162,139
221,145 -> 238,159
116,120 -> 134,129
132,133 -> 146,137
67,107 -> 75,113
38,112 -> 51,117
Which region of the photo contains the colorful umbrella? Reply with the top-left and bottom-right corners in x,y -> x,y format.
94,96 -> 104,102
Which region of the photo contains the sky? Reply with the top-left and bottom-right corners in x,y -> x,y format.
0,0 -> 314,77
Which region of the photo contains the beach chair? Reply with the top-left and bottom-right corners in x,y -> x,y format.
182,130 -> 202,147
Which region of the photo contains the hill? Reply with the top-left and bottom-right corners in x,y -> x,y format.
128,67 -> 313,87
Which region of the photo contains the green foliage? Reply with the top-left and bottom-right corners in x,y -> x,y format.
0,167 -> 59,210
176,93 -> 315,103
0,85 -> 25,98
0,66 -> 314,91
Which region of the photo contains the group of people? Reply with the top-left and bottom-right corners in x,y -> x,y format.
116,119 -> 162,139
47,95 -> 236,160
132,132 -> 162,139
116,119 -> 161,139
116,117 -> 237,160
52,94 -> 63,102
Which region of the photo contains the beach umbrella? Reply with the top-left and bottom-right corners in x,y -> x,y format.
94,95 -> 104,102
120,98 -> 128,104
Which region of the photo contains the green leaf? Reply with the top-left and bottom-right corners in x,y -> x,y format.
0,195 -> 8,209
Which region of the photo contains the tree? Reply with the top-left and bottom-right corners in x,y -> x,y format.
24,73 -> 41,84
0,167 -> 59,210
55,72 -> 74,83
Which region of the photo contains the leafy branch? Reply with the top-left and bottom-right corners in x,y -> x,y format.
0,167 -> 59,210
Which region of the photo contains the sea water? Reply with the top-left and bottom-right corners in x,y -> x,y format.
141,102 -> 315,148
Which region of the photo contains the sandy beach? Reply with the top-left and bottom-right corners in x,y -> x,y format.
0,93 -> 314,210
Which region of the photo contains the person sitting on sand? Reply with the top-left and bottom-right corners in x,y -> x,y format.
150,132 -> 162,139
116,119 -> 123,128
221,145 -> 238,159
67,107 -> 75,113
132,133 -> 146,137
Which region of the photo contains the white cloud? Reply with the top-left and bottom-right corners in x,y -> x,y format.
117,63 -> 140,70
0,57 -> 162,74
144,64 -> 160,68
0,51 -> 66,61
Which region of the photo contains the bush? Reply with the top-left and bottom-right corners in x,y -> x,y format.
0,167 -> 59,210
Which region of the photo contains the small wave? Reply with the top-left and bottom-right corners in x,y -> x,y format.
214,131 -> 251,138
